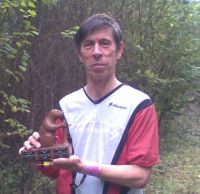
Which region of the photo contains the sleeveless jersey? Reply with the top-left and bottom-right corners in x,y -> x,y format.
59,84 -> 159,194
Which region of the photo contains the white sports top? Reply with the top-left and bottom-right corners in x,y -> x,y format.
59,84 -> 149,194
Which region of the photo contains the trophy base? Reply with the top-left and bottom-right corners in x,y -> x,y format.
21,144 -> 72,161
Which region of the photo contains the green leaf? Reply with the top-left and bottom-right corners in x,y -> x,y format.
5,69 -> 15,77
5,118 -> 17,128
61,26 -> 80,39
19,8 -> 26,13
20,1 -> 27,7
16,41 -> 22,48
9,95 -> 18,105
11,106 -> 18,112
21,40 -> 31,46
31,31 -> 39,36
28,2 -> 36,8
27,9 -> 36,17
5,43 -> 17,54
0,109 -> 5,114
14,71 -> 24,81
18,98 -> 30,104
0,2 -> 10,9
7,53 -> 15,59
18,65 -> 27,72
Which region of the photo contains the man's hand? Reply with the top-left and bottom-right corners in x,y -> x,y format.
19,109 -> 67,154
19,109 -> 72,162
19,131 -> 41,154
53,155 -> 85,173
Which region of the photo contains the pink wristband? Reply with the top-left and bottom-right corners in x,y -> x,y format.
83,161 -> 101,176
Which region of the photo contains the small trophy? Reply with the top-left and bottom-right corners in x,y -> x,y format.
21,109 -> 72,161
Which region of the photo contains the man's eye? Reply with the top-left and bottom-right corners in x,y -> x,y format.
101,40 -> 110,47
85,43 -> 92,47
83,42 -> 93,48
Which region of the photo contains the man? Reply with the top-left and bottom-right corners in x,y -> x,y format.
19,13 -> 159,194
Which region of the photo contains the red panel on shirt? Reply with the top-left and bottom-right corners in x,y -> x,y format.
116,104 -> 159,167
107,105 -> 159,194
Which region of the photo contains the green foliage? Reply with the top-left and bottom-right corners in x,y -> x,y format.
61,26 -> 80,39
0,0 -> 37,193
0,162 -> 24,193
0,161 -> 55,194
118,0 -> 200,129
0,0 -> 37,137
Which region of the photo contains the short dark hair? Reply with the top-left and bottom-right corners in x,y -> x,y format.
74,13 -> 123,50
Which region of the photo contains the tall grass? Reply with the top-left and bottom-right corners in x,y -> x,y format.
146,103 -> 200,194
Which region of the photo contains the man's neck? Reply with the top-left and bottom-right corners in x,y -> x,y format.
85,76 -> 121,101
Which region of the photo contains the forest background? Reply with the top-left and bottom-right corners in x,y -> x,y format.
0,0 -> 200,193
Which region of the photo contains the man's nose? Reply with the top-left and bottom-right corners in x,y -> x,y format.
93,43 -> 102,59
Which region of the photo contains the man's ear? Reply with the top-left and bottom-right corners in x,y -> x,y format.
116,41 -> 124,60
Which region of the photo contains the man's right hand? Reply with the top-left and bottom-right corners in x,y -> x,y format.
19,131 -> 41,155
19,109 -> 67,154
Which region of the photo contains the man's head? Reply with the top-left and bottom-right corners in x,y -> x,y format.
74,13 -> 123,50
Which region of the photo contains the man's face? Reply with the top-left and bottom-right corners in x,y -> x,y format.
78,27 -> 124,81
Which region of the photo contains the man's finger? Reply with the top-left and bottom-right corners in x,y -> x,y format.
24,140 -> 32,150
19,146 -> 25,155
27,136 -> 41,149
53,155 -> 80,166
32,131 -> 40,140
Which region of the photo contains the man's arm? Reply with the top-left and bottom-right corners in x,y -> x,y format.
99,163 -> 151,188
52,156 -> 151,189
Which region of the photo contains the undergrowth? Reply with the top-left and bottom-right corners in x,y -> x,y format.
146,103 -> 200,194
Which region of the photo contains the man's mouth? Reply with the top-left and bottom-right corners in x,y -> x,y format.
92,63 -> 104,67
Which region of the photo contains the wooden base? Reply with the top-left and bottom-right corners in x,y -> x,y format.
21,144 -> 72,161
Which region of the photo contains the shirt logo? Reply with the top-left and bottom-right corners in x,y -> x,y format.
108,102 -> 127,109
